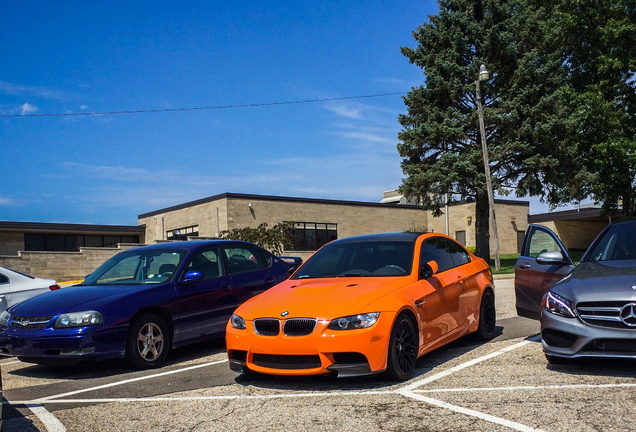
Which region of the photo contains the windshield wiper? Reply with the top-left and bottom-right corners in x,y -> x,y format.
336,273 -> 369,277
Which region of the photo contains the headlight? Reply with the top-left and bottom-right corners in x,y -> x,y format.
230,314 -> 246,330
544,292 -> 576,318
54,311 -> 104,329
0,310 -> 10,327
328,312 -> 380,330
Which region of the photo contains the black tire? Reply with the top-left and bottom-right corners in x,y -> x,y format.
475,289 -> 496,341
383,313 -> 418,381
126,313 -> 170,370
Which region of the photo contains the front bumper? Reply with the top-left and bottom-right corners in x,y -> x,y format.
541,310 -> 636,359
225,315 -> 393,377
0,325 -> 128,363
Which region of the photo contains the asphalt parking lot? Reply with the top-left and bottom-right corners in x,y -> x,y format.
2,277 -> 636,432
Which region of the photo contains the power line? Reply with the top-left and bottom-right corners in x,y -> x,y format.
1,92 -> 406,118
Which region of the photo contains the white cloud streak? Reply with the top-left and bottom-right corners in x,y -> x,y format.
0,81 -> 68,101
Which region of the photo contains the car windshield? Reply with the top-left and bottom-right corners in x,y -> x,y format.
291,241 -> 414,279
587,222 -> 636,262
83,249 -> 188,285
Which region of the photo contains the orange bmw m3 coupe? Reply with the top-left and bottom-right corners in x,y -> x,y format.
226,232 -> 495,380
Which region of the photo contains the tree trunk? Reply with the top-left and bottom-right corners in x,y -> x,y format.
624,192 -> 633,218
474,192 -> 491,265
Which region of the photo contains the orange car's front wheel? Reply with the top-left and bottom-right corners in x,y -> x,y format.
384,313 -> 418,381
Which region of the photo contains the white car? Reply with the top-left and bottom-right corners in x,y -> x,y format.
0,266 -> 60,311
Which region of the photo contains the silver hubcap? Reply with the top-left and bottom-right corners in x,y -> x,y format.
137,322 -> 164,361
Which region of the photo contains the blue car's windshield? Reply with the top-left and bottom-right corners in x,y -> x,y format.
291,241 -> 414,279
587,222 -> 636,262
84,249 -> 188,285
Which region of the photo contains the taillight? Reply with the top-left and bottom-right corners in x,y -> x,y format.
49,284 -> 61,291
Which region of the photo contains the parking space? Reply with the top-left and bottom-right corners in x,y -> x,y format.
3,278 -> 636,432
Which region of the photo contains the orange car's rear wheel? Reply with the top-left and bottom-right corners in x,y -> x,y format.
384,313 -> 418,381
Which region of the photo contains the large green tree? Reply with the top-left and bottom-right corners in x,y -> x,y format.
542,0 -> 636,216
398,0 -> 573,261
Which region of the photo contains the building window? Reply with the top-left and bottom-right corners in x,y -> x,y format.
24,233 -> 140,252
291,222 -> 337,251
166,225 -> 199,241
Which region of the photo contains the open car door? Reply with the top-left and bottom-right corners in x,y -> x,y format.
514,225 -> 575,319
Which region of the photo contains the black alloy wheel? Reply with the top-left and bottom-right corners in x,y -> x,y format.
384,314 -> 418,381
475,289 -> 496,341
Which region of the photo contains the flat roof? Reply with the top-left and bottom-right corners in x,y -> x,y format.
528,207 -> 623,223
138,192 -> 529,219
137,192 -> 425,218
0,221 -> 145,235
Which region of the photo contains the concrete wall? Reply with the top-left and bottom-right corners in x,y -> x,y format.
140,199 -> 228,241
141,197 -> 428,253
535,220 -> 606,251
0,244 -> 141,282
426,202 -> 529,255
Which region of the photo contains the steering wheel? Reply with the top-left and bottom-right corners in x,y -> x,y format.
384,265 -> 406,273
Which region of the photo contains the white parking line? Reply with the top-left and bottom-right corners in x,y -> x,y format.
25,404 -> 66,432
35,359 -> 227,403
9,337 -> 545,432
398,391 -> 546,432
412,382 -> 636,393
401,335 -> 540,391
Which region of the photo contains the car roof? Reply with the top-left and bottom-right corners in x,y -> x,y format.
129,240 -> 262,251
332,232 -> 423,244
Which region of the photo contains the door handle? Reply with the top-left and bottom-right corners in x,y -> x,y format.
265,277 -> 275,284
414,298 -> 425,307
518,263 -> 531,269
221,284 -> 233,291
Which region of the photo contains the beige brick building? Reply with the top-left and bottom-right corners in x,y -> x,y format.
138,192 -> 530,260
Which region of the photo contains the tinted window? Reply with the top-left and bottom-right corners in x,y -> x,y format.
223,245 -> 267,275
420,238 -> 455,272
293,241 -> 414,279
525,229 -> 561,258
85,249 -> 187,285
185,248 -> 225,280
587,222 -> 636,262
0,274 -> 8,284
449,241 -> 471,266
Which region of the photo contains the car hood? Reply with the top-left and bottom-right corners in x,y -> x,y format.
552,260 -> 636,302
9,284 -> 161,316
235,277 -> 407,319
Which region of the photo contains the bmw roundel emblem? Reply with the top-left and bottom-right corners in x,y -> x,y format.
281,311 -> 289,317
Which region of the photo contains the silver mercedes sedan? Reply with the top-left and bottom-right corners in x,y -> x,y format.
515,219 -> 636,363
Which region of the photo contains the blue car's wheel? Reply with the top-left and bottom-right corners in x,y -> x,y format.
126,313 -> 170,370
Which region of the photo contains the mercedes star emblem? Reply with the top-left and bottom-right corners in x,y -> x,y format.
620,303 -> 636,327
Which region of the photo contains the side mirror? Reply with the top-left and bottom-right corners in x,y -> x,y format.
419,260 -> 439,279
184,271 -> 204,282
536,251 -> 565,265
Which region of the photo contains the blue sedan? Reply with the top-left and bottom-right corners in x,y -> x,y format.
0,240 -> 300,369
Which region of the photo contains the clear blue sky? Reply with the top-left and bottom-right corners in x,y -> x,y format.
1,1 -> 551,226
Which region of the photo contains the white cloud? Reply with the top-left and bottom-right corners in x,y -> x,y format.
0,196 -> 14,205
20,103 -> 37,115
324,104 -> 364,119
0,81 -> 67,101
340,131 -> 394,145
